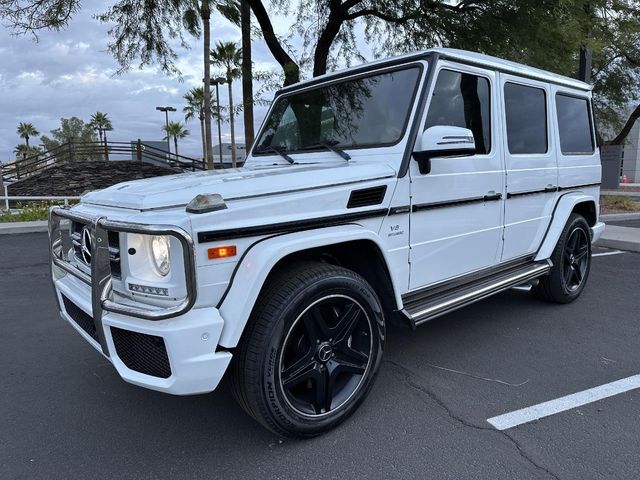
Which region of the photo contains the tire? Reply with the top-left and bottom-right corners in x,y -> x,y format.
230,261 -> 385,438
534,213 -> 592,304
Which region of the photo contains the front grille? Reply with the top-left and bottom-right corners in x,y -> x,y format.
70,221 -> 121,278
61,295 -> 98,342
111,327 -> 172,378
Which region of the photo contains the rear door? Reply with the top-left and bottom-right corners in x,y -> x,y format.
408,61 -> 505,289
499,74 -> 559,261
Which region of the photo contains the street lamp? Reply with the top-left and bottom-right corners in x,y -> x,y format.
156,106 -> 176,156
211,77 -> 226,167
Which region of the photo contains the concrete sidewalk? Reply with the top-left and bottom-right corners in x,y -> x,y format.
0,220 -> 48,235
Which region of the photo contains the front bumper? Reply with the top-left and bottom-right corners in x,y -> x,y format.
49,206 -> 232,395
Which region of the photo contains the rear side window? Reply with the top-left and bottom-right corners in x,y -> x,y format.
425,69 -> 491,155
556,94 -> 594,154
504,83 -> 548,154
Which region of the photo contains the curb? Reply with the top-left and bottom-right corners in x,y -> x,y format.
595,225 -> 640,253
600,212 -> 640,221
0,221 -> 49,235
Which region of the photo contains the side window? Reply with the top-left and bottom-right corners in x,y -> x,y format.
504,83 -> 548,154
556,94 -> 594,154
425,69 -> 491,155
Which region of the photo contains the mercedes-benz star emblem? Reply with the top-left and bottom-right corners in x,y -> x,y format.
80,226 -> 92,265
317,343 -> 333,363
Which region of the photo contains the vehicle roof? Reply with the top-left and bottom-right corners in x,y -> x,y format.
279,48 -> 592,94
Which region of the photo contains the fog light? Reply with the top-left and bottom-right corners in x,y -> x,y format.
128,283 -> 169,296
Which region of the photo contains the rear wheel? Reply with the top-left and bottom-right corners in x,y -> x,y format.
534,213 -> 592,303
231,262 -> 385,437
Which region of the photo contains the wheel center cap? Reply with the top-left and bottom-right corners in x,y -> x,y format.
317,342 -> 333,363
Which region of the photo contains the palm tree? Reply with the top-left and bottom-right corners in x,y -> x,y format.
183,87 -> 208,161
16,122 -> 39,148
211,40 -> 242,168
162,121 -> 190,159
90,112 -> 113,144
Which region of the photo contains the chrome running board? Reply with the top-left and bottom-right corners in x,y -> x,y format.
402,260 -> 552,328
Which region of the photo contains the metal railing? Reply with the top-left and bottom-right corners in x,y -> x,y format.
1,140 -> 206,183
1,195 -> 81,211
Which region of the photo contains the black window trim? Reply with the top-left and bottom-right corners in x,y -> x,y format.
424,66 -> 494,156
504,80 -> 550,156
252,62 -> 425,157
555,91 -> 596,156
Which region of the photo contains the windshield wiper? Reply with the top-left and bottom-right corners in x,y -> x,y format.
263,145 -> 295,164
302,140 -> 351,161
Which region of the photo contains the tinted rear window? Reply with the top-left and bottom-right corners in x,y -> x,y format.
556,94 -> 594,154
504,83 -> 548,155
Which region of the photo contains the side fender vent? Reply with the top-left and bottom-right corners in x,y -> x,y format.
347,185 -> 388,209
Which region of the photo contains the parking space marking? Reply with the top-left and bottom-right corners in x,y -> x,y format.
592,250 -> 624,257
487,374 -> 640,431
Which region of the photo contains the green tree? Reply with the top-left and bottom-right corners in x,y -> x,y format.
183,87 -> 208,161
162,121 -> 190,158
41,117 -> 98,161
211,40 -> 242,167
89,112 -> 113,144
13,143 -> 39,160
16,122 -> 39,148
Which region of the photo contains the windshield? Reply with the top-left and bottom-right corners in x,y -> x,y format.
254,66 -> 422,156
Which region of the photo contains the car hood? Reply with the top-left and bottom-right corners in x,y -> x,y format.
81,162 -> 397,211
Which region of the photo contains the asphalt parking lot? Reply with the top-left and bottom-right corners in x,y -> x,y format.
2,232 -> 640,480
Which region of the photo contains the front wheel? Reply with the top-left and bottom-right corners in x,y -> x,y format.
534,213 -> 592,303
230,262 -> 385,437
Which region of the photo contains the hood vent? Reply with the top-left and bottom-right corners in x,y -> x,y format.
347,185 -> 387,209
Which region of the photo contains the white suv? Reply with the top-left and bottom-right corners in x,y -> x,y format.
49,48 -> 604,437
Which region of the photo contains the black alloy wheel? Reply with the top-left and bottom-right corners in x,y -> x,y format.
562,226 -> 590,292
278,294 -> 373,417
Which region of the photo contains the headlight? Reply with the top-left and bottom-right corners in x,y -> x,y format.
151,235 -> 171,276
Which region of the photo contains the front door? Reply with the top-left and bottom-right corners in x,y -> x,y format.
409,62 -> 505,290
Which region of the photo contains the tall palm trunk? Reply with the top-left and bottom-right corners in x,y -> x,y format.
25,136 -> 30,148
201,3 -> 214,170
199,114 -> 206,161
174,137 -> 179,159
241,0 -> 254,151
228,73 -> 237,168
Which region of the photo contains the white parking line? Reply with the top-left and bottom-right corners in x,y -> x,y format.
593,250 -> 624,257
487,374 -> 640,431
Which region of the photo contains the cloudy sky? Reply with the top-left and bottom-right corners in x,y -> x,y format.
0,3 -> 308,162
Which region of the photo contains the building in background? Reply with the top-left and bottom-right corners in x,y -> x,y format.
212,143 -> 246,166
622,120 -> 640,182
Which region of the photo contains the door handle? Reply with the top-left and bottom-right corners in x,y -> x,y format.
483,192 -> 502,201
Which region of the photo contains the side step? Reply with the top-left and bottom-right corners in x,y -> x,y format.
402,260 -> 552,328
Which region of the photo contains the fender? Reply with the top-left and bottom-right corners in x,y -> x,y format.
534,192 -> 597,261
217,224 -> 403,348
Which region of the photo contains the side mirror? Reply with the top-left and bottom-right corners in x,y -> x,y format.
413,126 -> 476,174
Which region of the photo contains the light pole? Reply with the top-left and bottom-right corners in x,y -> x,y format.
211,77 -> 226,168
156,106 -> 176,157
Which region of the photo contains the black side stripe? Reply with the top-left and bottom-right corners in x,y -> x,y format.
198,208 -> 389,243
389,205 -> 411,215
412,193 -> 502,212
507,186 -> 558,199
558,182 -> 601,191
507,182 -> 600,199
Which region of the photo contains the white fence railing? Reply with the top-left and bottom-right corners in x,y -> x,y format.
1,196 -> 81,211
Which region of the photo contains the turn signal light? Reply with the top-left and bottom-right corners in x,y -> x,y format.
208,246 -> 237,259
